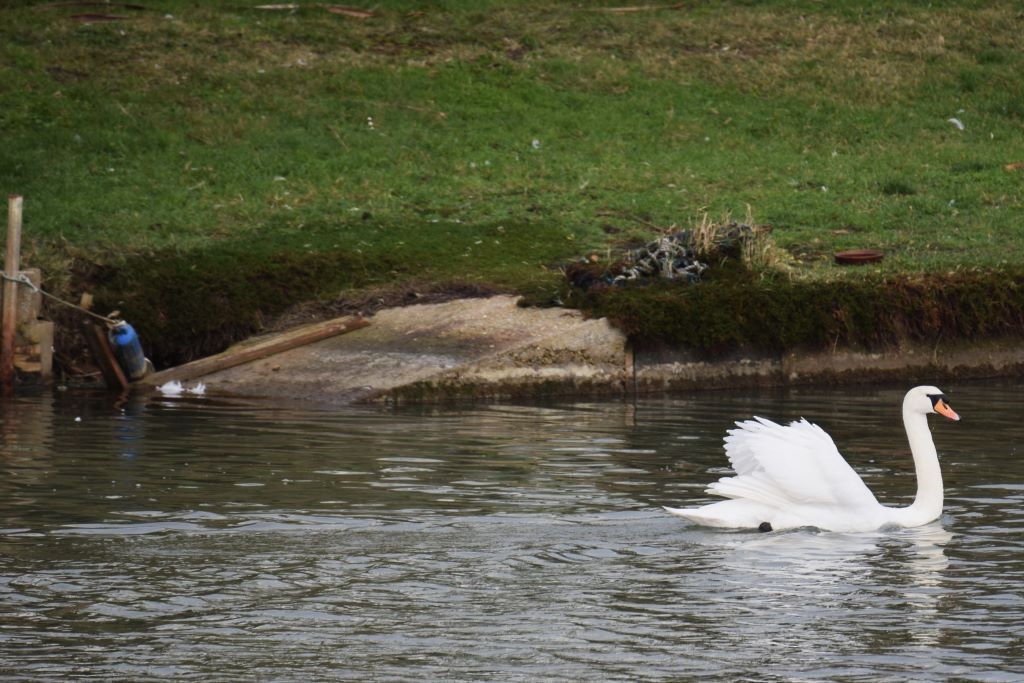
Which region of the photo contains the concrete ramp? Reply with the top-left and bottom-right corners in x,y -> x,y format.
142,296 -> 629,405
137,294 -> 1024,404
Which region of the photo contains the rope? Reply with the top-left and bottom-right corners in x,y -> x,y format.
1,271 -> 119,325
612,231 -> 708,285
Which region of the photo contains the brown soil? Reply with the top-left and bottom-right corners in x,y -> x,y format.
263,281 -> 505,333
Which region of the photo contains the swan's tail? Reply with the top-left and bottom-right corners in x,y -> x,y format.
663,499 -> 777,529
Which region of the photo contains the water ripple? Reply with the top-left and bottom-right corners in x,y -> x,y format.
1,382 -> 1024,680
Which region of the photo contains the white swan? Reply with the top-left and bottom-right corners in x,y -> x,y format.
665,386 -> 960,532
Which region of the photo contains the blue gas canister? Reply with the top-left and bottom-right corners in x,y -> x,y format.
108,321 -> 149,381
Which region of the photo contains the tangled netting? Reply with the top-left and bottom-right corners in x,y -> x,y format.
567,223 -> 755,291
612,231 -> 708,285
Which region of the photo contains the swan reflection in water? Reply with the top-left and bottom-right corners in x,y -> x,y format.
674,523 -> 955,657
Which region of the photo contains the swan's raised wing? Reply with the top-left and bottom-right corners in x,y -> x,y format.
708,417 -> 879,509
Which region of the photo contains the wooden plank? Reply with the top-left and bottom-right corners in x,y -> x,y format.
83,323 -> 129,392
140,315 -> 369,386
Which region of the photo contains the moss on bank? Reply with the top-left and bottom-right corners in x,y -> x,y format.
565,268 -> 1024,357
78,244 -> 375,367
56,235 -> 1024,375
69,242 -> 511,369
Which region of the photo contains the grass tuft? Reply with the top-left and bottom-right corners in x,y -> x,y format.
880,179 -> 918,196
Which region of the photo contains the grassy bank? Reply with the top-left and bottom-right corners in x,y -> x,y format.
2,1 -> 1023,366
569,267 -> 1024,355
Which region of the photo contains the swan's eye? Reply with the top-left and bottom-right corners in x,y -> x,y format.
927,393 -> 947,408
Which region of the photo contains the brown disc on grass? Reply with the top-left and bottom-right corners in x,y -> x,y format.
834,249 -> 884,265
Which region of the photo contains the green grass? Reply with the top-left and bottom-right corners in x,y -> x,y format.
1,1 -> 1023,363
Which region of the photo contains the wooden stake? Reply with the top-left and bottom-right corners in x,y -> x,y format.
1,195 -> 23,393
83,322 -> 129,392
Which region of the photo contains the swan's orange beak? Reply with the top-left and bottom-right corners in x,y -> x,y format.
934,398 -> 960,421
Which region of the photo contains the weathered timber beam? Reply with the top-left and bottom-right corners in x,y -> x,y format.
139,316 -> 370,386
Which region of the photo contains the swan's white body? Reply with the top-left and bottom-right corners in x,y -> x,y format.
665,386 -> 959,532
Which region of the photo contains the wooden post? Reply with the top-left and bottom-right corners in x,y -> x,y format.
1,195 -> 23,393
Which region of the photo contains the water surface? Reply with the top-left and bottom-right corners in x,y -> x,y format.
1,382 -> 1022,681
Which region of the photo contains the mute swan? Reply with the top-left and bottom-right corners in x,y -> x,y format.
665,386 -> 960,532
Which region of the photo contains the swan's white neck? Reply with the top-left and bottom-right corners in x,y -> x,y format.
885,402 -> 943,527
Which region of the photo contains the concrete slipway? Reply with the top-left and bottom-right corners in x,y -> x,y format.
139,295 -> 1024,405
